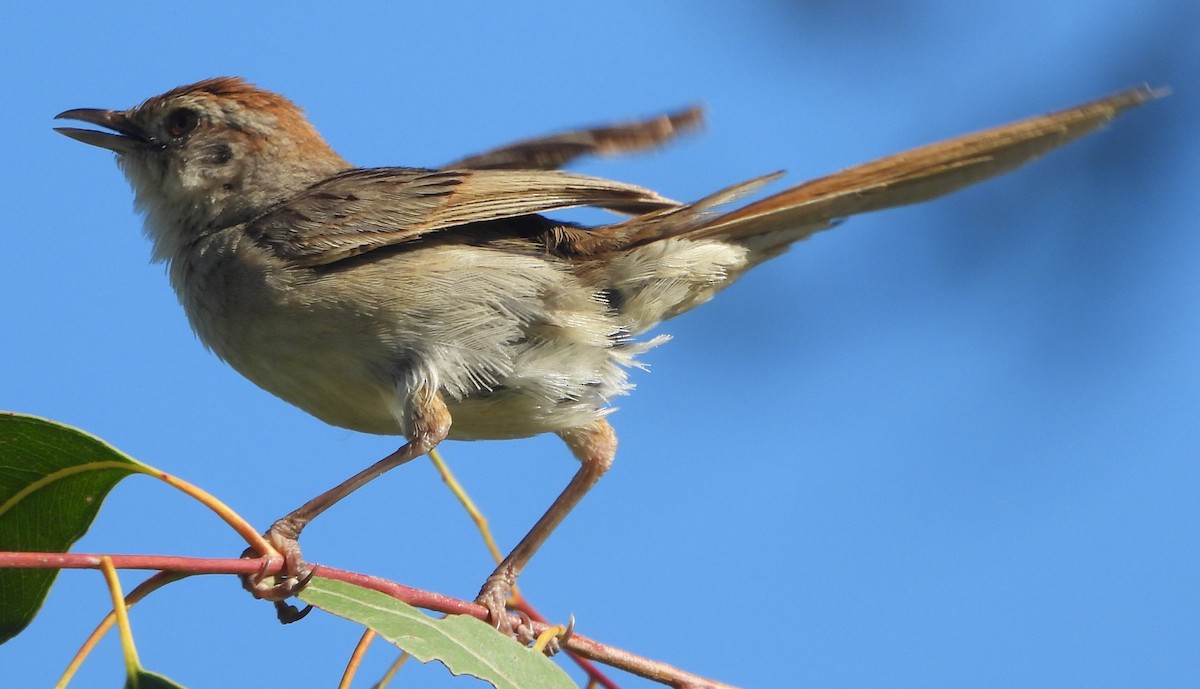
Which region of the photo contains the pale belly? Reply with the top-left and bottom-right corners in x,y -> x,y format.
176,240 -> 638,441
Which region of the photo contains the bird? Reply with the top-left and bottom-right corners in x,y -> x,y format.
54,77 -> 1158,643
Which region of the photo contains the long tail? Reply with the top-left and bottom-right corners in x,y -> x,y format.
691,85 -> 1163,252
600,86 -> 1162,332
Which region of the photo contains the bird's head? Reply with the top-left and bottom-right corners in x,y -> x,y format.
56,77 -> 350,261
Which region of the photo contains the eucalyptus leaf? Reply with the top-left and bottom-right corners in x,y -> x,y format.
300,577 -> 575,689
0,412 -> 149,643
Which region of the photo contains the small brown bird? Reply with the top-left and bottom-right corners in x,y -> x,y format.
55,78 -> 1157,642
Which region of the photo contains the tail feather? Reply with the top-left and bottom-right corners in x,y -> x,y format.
596,86 -> 1161,333
688,85 -> 1163,246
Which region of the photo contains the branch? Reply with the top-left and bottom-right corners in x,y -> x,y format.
0,551 -> 738,689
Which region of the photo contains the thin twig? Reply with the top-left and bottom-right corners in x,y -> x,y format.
2,551 -> 739,689
54,570 -> 188,689
339,628 -> 377,689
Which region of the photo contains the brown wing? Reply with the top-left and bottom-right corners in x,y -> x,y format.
443,106 -> 703,171
245,166 -> 682,266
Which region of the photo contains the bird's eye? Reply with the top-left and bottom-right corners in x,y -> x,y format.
165,108 -> 200,138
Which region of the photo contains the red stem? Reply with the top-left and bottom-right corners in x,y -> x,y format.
0,551 -> 738,689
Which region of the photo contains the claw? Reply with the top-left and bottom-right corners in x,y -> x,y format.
238,530 -> 316,606
476,570 -> 572,655
513,609 -> 536,646
559,613 -> 575,646
239,546 -> 278,597
241,559 -> 313,601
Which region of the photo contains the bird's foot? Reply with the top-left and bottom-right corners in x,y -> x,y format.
475,572 -> 550,651
240,519 -> 315,623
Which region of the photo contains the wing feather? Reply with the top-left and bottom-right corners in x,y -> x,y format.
246,167 -> 680,266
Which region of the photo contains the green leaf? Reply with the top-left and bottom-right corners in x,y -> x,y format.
0,412 -> 149,643
299,577 -> 575,689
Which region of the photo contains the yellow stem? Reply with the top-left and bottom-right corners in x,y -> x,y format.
54,571 -> 186,689
376,651 -> 410,688
338,628 -> 377,689
98,557 -> 140,678
531,624 -> 567,654
427,448 -> 522,603
134,466 -> 274,556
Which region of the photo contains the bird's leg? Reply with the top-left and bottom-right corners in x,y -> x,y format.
244,389 -> 451,605
476,419 -> 616,647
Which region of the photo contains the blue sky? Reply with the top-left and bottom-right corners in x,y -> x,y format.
2,2 -> 1196,688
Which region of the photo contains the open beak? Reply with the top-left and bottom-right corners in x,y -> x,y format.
54,109 -> 152,153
